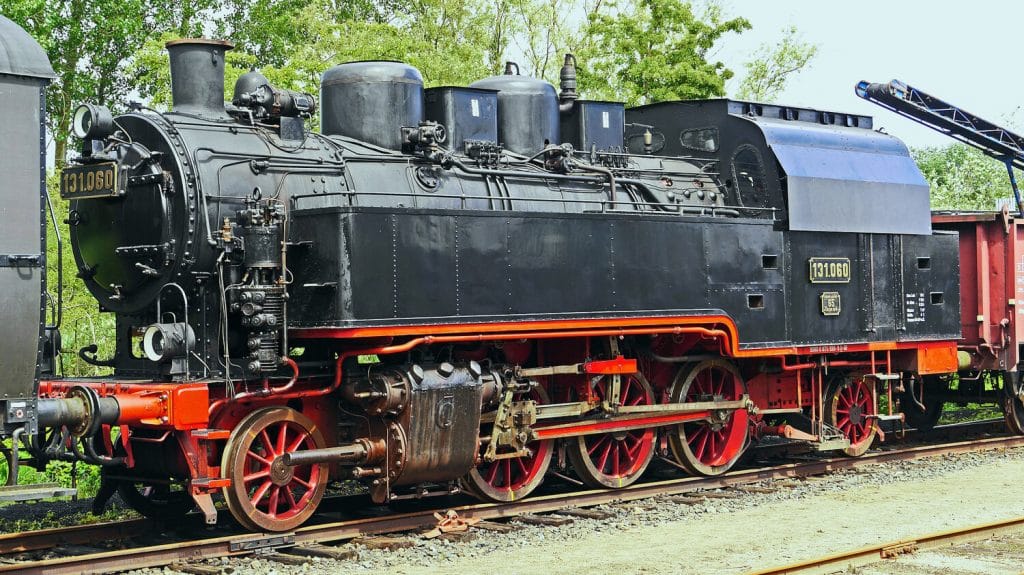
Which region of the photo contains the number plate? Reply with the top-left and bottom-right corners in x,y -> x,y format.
820,291 -> 841,316
60,162 -> 119,200
808,257 -> 851,284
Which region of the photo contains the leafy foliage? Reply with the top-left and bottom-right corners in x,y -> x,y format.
3,0 -> 819,161
578,0 -> 751,105
1,0 -> 173,166
735,25 -> 818,102
44,175 -> 116,378
913,144 -> 1020,210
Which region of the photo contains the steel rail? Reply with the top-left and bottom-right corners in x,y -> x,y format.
748,515 -> 1024,575
4,435 -> 1024,575
0,518 -> 151,554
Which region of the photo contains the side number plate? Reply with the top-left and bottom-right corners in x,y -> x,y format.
808,257 -> 851,284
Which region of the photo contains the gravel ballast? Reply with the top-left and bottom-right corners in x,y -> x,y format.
121,445 -> 1024,575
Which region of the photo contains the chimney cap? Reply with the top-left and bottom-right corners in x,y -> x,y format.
165,38 -> 234,49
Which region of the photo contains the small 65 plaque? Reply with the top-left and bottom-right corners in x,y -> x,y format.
820,291 -> 841,316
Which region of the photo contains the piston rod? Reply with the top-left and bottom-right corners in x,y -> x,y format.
281,438 -> 386,467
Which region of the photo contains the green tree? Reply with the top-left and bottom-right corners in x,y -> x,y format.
913,144 -> 1019,210
132,0 -> 497,108
44,175 -> 116,377
735,25 -> 818,102
509,0 -> 577,80
576,0 -> 750,105
2,1 -> 158,166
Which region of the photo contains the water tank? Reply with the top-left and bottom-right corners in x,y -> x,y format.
321,61 -> 424,150
470,63 -> 558,155
424,87 -> 498,152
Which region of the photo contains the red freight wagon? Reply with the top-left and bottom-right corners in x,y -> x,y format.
857,80 -> 1024,434
922,208 -> 1024,431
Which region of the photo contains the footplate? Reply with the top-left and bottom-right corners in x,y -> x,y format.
0,482 -> 76,502
812,421 -> 850,452
813,438 -> 852,451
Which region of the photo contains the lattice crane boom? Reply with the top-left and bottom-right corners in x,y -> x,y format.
856,79 -> 1024,215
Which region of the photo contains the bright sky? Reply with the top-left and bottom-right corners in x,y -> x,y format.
717,0 -> 1024,149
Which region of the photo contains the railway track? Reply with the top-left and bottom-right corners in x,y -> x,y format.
2,432 -> 1022,575
749,515 -> 1024,575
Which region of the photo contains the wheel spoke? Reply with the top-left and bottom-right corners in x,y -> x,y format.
699,429 -> 714,460
260,429 -> 276,457
284,486 -> 298,509
624,437 -> 643,459
587,434 -> 610,455
485,461 -> 499,483
624,433 -> 640,450
701,432 -> 713,462
596,439 -> 612,472
244,469 -> 270,483
251,479 -> 273,505
515,456 -> 529,478
687,424 -> 708,446
503,459 -> 511,487
276,424 -> 288,456
267,486 -> 281,517
286,431 -> 307,453
247,449 -> 272,466
696,373 -> 709,396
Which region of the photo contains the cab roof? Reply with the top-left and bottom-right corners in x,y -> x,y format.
0,15 -> 55,80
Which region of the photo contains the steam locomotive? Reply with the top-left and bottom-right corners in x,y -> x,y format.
2,15 -> 1012,533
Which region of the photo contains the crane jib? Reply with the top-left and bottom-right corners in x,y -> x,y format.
856,78 -> 1024,216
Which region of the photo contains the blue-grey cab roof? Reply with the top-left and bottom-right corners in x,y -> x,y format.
0,15 -> 55,80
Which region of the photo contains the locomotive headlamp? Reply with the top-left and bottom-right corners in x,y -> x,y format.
71,103 -> 115,140
142,322 -> 195,363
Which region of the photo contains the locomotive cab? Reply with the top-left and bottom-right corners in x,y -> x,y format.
626,99 -> 933,235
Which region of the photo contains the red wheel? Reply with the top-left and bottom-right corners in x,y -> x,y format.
567,374 -> 656,488
222,407 -> 328,532
668,359 -> 749,476
463,387 -> 553,502
825,375 -> 877,456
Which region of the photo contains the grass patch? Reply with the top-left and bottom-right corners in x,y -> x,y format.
2,460 -> 102,500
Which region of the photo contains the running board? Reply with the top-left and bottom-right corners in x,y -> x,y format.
813,438 -> 852,451
0,482 -> 76,502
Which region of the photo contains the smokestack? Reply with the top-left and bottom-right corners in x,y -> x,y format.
165,38 -> 233,117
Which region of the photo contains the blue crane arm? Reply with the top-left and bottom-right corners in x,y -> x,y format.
856,79 -> 1024,215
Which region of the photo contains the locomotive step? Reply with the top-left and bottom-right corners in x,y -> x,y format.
873,414 -> 906,422
0,482 -> 76,502
812,439 -> 852,452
